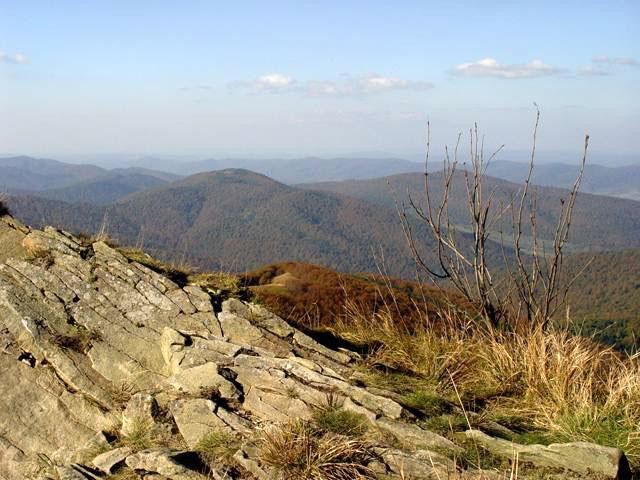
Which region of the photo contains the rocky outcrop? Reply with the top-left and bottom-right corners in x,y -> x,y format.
466,430 -> 632,479
0,216 -> 631,480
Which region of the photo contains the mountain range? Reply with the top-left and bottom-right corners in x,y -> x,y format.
482,160 -> 640,202
301,171 -> 640,252
6,169 -> 438,277
4,154 -> 639,202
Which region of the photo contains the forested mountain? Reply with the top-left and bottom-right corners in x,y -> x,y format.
152,156 -> 424,183
560,248 -> 640,351
301,172 -> 640,251
7,169 -> 449,277
18,172 -> 173,205
482,160 -> 640,201
1,156 -> 181,204
0,156 -> 106,190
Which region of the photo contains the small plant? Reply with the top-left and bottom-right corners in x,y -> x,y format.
108,467 -> 139,480
285,385 -> 299,399
27,248 -> 55,268
195,429 -> 240,469
111,381 -> 137,410
52,326 -> 101,353
312,392 -> 369,438
260,420 -> 378,480
120,417 -> 154,452
313,407 -> 369,438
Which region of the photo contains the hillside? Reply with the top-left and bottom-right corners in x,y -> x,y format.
1,156 -> 181,204
6,169 -> 451,278
152,156 -> 424,183
301,171 -> 640,251
241,261 -> 466,331
0,214 -> 636,479
22,172 -> 172,205
0,155 -> 106,190
484,160 -> 640,201
560,249 -> 640,351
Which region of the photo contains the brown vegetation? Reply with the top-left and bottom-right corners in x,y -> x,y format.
242,261 -> 468,332
259,420 -> 378,480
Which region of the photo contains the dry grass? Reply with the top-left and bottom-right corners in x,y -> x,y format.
189,271 -> 241,293
117,247 -> 192,285
195,429 -> 240,472
333,295 -> 640,468
259,420 -> 378,480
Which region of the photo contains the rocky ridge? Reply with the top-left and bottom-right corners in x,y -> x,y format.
0,215 -> 632,480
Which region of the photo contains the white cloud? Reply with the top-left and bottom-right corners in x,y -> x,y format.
592,55 -> 639,67
453,58 -> 561,79
0,52 -> 27,64
256,73 -> 294,89
305,74 -> 432,97
231,73 -> 432,97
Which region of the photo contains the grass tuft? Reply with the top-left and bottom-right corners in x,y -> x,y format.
195,429 -> 240,469
259,420 -> 378,480
119,417 -> 155,452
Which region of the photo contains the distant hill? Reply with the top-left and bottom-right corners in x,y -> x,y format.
0,156 -> 106,191
301,172 -> 640,251
1,156 -> 181,204
7,169 -> 453,277
20,172 -> 172,205
137,156 -> 424,184
482,160 -> 640,201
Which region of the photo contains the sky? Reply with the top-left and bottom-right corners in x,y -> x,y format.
1,1 -> 639,163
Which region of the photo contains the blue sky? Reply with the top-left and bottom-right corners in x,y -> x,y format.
1,1 -> 638,162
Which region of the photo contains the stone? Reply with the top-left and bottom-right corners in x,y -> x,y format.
233,447 -> 270,480
125,448 -> 199,478
382,448 -> 454,479
122,393 -> 158,437
168,362 -> 240,400
243,388 -> 313,422
166,288 -> 197,314
92,446 -> 132,474
377,417 -> 462,453
465,429 -> 631,479
55,466 -> 88,480
183,285 -> 213,312
160,327 -> 240,374
170,398 -> 232,449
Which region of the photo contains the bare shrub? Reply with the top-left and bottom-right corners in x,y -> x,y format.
400,108 -> 589,328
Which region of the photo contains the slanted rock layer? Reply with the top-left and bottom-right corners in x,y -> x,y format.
0,216 -> 631,480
